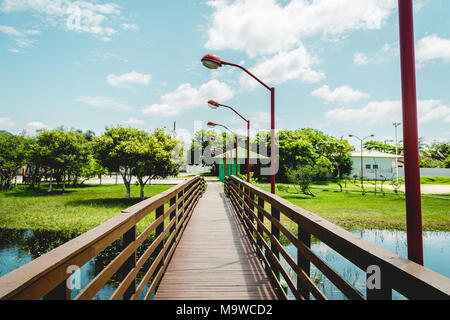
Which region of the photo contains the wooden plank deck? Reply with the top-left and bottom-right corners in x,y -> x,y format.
154,181 -> 278,300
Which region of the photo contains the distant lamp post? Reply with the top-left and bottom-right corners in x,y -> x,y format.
393,122 -> 402,185
208,100 -> 250,182
349,134 -> 375,191
202,54 -> 276,194
208,121 -> 239,178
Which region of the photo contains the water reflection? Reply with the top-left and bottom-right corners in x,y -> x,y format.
0,229 -> 154,300
282,230 -> 450,300
1,228 -> 448,300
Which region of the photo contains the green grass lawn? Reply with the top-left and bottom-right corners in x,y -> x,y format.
0,184 -> 174,236
398,176 -> 450,185
256,183 -> 450,232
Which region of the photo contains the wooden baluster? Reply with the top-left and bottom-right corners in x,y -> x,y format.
366,266 -> 392,300
177,189 -> 184,227
249,191 -> 255,239
257,197 -> 265,254
297,225 -> 311,300
271,207 -> 281,280
154,204 -> 165,279
122,226 -> 136,300
170,196 -> 176,234
43,280 -> 70,300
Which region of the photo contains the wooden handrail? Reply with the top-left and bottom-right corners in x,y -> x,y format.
0,176 -> 206,300
225,175 -> 450,300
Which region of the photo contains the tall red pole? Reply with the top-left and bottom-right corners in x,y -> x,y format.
247,121 -> 250,182
235,136 -> 238,176
398,0 -> 423,265
270,88 -> 276,194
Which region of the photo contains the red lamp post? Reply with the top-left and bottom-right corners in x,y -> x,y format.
398,0 -> 423,265
202,54 -> 276,194
208,100 -> 250,182
208,121 -> 239,178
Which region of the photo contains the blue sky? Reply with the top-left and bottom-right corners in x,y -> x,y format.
0,0 -> 449,148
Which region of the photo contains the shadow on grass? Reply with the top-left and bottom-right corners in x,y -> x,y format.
4,188 -> 77,198
2,184 -> 115,198
65,197 -> 143,208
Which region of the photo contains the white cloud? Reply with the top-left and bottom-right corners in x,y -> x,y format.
0,0 -> 121,37
26,121 -> 50,131
15,38 -> 35,48
0,24 -> 23,37
325,99 -> 450,124
205,0 -> 397,57
311,85 -> 370,104
0,117 -> 16,130
353,53 -> 371,66
8,48 -> 21,53
142,80 -> 234,117
121,23 -> 139,32
353,43 -> 398,66
107,71 -> 151,87
416,35 -> 450,67
240,46 -> 325,89
78,96 -> 134,111
124,117 -> 144,126
25,29 -> 41,35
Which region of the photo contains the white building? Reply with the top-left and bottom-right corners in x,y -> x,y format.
350,150 -> 403,180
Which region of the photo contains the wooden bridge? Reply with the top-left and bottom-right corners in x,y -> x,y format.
0,175 -> 449,300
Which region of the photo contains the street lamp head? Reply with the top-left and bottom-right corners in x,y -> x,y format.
201,54 -> 222,70
208,100 -> 220,109
207,121 -> 217,128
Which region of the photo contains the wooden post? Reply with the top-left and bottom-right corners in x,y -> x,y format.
297,225 -> 311,300
154,204 -> 165,276
366,266 -> 392,300
170,196 -> 176,234
249,191 -> 255,227
257,197 -> 265,253
177,189 -> 184,225
122,226 -> 136,300
271,207 -> 280,280
43,280 -> 70,300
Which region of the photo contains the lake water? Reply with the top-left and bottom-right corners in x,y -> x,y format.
0,228 -> 448,300
0,229 -> 152,300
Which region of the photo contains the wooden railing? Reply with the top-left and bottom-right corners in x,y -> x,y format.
0,176 -> 205,300
225,175 -> 450,300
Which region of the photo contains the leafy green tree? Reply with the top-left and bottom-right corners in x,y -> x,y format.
33,129 -> 91,192
94,127 -> 147,199
0,133 -> 27,190
189,130 -> 231,166
419,141 -> 449,168
363,140 -> 401,154
133,129 -> 181,199
254,129 -> 352,182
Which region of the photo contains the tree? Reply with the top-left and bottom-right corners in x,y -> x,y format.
133,129 -> 181,199
364,140 -> 401,154
254,129 -> 352,182
33,129 -> 91,192
285,159 -> 333,197
0,133 -> 27,190
94,127 -> 147,199
189,129 -> 230,166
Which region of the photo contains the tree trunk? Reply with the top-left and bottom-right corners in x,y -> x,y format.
126,184 -> 131,199
62,171 -> 66,192
48,170 -> 53,192
140,184 -> 145,200
120,169 -> 131,199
